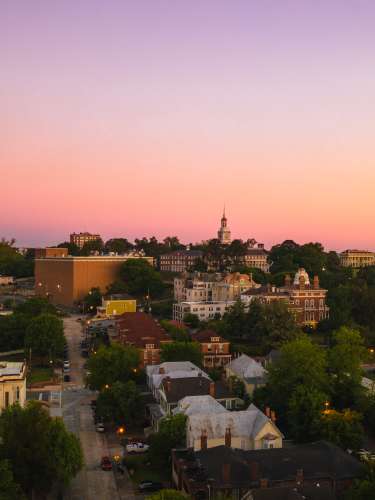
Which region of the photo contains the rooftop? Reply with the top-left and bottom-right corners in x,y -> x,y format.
0,361 -> 26,378
116,312 -> 171,348
227,354 -> 267,381
173,395 -> 227,416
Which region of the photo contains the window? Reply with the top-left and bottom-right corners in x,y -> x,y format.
16,386 -> 20,401
5,392 -> 9,408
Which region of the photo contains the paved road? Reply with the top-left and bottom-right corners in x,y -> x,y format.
62,315 -> 121,500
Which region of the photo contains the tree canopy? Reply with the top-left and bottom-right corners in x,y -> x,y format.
25,313 -> 65,363
160,341 -> 203,366
0,238 -> 33,277
113,259 -> 165,298
86,344 -> 140,390
96,380 -> 142,426
149,414 -> 187,465
0,402 -> 83,497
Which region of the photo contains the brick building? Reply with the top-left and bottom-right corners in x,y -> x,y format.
241,268 -> 329,327
35,254 -> 153,306
192,330 -> 231,368
159,250 -> 203,273
115,312 -> 172,367
70,232 -> 101,249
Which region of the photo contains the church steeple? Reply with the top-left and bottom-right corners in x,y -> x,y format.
218,207 -> 231,244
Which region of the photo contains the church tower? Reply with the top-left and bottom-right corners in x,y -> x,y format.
217,207 -> 231,244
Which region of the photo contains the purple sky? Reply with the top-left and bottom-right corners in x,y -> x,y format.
1,1 -> 375,250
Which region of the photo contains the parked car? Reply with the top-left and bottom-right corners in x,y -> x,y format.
96,423 -> 105,433
81,350 -> 89,358
63,360 -> 70,368
63,374 -> 71,382
126,442 -> 150,454
63,366 -> 70,373
101,456 -> 112,471
138,481 -> 163,492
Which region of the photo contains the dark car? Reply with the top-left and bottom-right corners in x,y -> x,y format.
138,481 -> 163,492
81,350 -> 89,358
101,456 -> 112,471
63,374 -> 71,382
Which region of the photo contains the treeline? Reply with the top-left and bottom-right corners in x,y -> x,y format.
0,238 -> 33,277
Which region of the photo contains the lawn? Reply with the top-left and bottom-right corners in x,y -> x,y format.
123,454 -> 170,486
28,366 -> 54,385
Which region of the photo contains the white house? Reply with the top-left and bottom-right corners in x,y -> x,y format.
225,354 -> 267,395
0,361 -> 27,413
173,395 -> 228,417
186,402 -> 283,451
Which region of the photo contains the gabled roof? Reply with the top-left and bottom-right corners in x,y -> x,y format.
192,330 -> 228,343
173,395 -> 227,416
146,361 -> 202,377
227,354 -> 267,381
152,369 -> 210,390
187,405 -> 281,441
116,312 -> 171,348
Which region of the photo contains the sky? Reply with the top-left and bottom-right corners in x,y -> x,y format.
1,0 -> 375,250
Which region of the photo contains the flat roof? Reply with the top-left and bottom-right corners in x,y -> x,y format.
0,361 -> 25,378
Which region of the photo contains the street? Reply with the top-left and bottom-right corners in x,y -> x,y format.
62,315 -> 128,500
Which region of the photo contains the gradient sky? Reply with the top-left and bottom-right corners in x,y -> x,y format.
1,1 -> 375,250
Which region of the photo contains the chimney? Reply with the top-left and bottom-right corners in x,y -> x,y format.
299,275 -> 305,290
165,376 -> 171,392
222,463 -> 231,484
225,427 -> 232,448
200,430 -> 207,450
296,468 -> 304,485
260,478 -> 268,489
265,407 -> 271,418
249,461 -> 259,481
313,275 -> 319,290
284,274 -> 291,287
209,382 -> 215,398
271,411 -> 276,422
159,367 -> 165,374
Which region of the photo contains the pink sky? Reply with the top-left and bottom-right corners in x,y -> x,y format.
1,1 -> 375,250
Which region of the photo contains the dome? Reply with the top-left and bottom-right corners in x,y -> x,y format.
293,268 -> 310,286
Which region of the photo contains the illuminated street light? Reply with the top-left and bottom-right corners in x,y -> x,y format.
117,426 -> 125,435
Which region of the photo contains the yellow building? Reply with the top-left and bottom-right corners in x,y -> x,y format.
97,298 -> 137,317
0,362 -> 26,413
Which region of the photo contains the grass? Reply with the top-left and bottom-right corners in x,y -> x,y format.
28,366 -> 54,385
123,454 -> 170,486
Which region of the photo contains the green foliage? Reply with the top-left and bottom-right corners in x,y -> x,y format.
0,238 -> 34,277
0,460 -> 25,500
328,327 -> 366,408
146,490 -> 187,500
320,409 -> 364,450
96,380 -> 142,425
86,344 -> 140,390
343,479 -> 375,500
80,238 -> 104,256
149,414 -> 187,466
160,320 -> 190,341
0,402 -> 83,497
15,297 -> 58,317
104,238 -> 134,254
183,313 -> 200,329
219,300 -> 301,352
56,241 -> 80,255
116,259 -> 165,298
228,376 -> 246,399
287,385 -> 327,442
160,341 -> 202,366
83,287 -> 102,313
25,313 -> 65,362
134,236 -> 185,258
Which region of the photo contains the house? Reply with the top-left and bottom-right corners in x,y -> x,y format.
147,362 -> 210,400
191,330 -> 231,368
226,354 -> 267,395
172,441 -> 364,499
0,361 -> 26,413
178,398 -> 283,451
96,295 -> 136,318
115,312 -> 172,367
159,375 -> 237,416
241,269 -> 329,327
0,275 -> 15,286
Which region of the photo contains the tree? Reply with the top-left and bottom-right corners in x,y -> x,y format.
86,344 -> 140,390
83,287 -> 102,313
0,402 -> 83,497
159,320 -> 190,341
56,241 -> 80,256
329,327 -> 366,408
104,238 -> 134,254
25,313 -> 65,363
344,479 -> 375,500
96,380 -> 142,426
15,297 -> 57,317
0,460 -> 25,500
265,336 -> 328,428
287,385 -> 327,442
146,490 -> 187,500
80,238 -> 104,256
0,238 -> 33,277
183,313 -> 200,329
118,259 -> 165,298
160,341 -> 203,366
255,301 -> 301,350
149,414 -> 187,465
320,409 -> 364,451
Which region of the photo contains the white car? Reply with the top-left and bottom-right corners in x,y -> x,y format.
96,423 -> 105,433
63,360 -> 70,368
126,442 -> 149,454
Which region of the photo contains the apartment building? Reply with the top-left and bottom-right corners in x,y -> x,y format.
340,249 -> 375,268
159,250 -> 203,272
70,232 -> 101,249
173,300 -> 235,322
